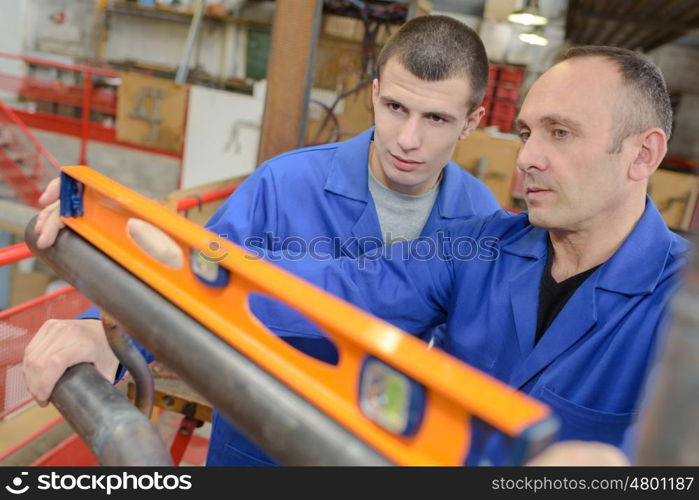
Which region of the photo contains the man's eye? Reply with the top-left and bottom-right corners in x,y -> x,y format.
553,129 -> 569,138
388,103 -> 402,112
519,131 -> 530,142
429,115 -> 445,124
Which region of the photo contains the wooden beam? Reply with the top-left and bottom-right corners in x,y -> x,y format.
257,0 -> 323,165
590,0 -> 651,47
564,0 -> 577,41
642,2 -> 699,50
597,0 -> 643,46
580,11 -> 695,32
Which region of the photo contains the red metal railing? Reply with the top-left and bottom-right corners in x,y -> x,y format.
0,286 -> 92,420
0,99 -> 61,207
0,243 -> 33,267
175,186 -> 237,211
0,52 -> 181,163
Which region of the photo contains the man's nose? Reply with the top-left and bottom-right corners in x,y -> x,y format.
396,116 -> 421,152
516,134 -> 548,174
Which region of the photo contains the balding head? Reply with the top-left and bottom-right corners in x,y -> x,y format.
557,46 -> 672,153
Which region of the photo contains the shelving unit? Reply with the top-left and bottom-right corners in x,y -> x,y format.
106,1 -> 271,30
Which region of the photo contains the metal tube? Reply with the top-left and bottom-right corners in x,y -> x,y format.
25,218 -> 391,466
102,314 -> 154,418
50,363 -> 172,465
175,0 -> 206,85
296,0 -> 322,148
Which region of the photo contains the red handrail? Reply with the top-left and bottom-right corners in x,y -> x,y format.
176,185 -> 236,211
0,99 -> 61,173
0,51 -> 188,166
0,52 -> 119,78
0,98 -> 62,205
0,52 -> 118,166
0,243 -> 33,267
0,285 -> 75,320
0,112 -> 41,166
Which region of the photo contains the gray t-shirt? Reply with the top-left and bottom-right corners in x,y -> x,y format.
368,166 -> 440,244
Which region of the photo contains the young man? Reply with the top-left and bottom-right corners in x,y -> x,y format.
246,46 -> 689,464
26,16 -> 499,465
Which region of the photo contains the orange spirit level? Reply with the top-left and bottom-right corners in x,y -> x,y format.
58,166 -> 557,465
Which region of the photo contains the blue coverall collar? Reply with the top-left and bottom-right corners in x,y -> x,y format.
501,196 -> 678,295
595,196 -> 681,295
434,163 -> 481,219
324,128 -> 374,202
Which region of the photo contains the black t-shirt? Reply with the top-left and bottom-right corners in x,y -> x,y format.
535,242 -> 602,344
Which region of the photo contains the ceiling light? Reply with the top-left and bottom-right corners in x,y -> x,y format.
508,1 -> 548,27
519,29 -> 549,46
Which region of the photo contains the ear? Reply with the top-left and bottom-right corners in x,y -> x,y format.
628,128 -> 667,182
371,78 -> 380,108
459,105 -> 485,140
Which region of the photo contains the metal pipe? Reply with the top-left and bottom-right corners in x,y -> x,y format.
25,218 -> 391,466
175,0 -> 206,85
50,363 -> 172,465
102,314 -> 154,418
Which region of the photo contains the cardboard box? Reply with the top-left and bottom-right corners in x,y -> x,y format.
452,128 -> 520,208
116,72 -> 188,154
9,269 -> 53,308
648,168 -> 699,230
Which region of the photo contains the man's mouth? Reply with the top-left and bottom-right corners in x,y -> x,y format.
525,186 -> 553,199
390,153 -> 423,171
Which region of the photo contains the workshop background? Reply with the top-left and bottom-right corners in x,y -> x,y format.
0,0 -> 697,466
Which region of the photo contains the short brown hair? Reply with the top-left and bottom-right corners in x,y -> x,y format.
376,15 -> 489,113
558,45 -> 672,153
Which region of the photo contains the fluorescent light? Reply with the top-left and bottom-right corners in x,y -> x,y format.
508,1 -> 548,27
519,31 -> 549,46
508,11 -> 548,26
